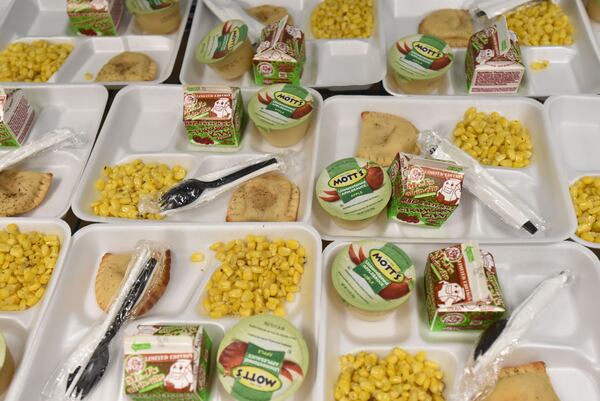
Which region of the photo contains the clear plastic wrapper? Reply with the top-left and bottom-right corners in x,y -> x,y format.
40,240 -> 168,401
467,0 -> 534,18
203,0 -> 265,40
0,128 -> 87,172
418,130 -> 546,235
139,151 -> 299,216
450,270 -> 573,401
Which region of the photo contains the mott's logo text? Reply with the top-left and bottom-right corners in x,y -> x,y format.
274,91 -> 306,108
234,366 -> 282,392
370,249 -> 404,282
413,41 -> 442,59
227,27 -> 241,50
328,168 -> 367,188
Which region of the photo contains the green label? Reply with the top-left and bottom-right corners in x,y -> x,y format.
326,158 -> 372,203
266,85 -> 308,118
405,35 -> 447,69
232,343 -> 285,401
215,25 -> 248,58
352,243 -> 412,294
465,245 -> 474,262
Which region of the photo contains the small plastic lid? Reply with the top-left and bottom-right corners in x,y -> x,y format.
332,241 -> 416,312
316,157 -> 391,221
388,34 -> 454,82
195,20 -> 249,64
126,0 -> 176,13
217,314 -> 309,401
248,84 -> 314,132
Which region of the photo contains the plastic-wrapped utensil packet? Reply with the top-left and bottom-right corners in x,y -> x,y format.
203,0 -> 264,40
418,130 -> 546,235
138,151 -> 299,216
467,0 -> 534,18
0,128 -> 87,172
40,241 -> 168,401
450,270 -> 573,401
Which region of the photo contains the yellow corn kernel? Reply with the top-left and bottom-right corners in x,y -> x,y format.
0,224 -> 60,311
200,236 -> 307,318
453,108 -> 532,168
190,252 -> 205,263
506,1 -> 574,46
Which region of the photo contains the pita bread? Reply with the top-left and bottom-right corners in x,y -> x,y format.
226,173 -> 299,222
418,9 -> 473,48
94,250 -> 171,317
482,361 -> 561,401
246,5 -> 294,25
0,170 -> 52,216
357,111 -> 419,166
95,52 -> 158,82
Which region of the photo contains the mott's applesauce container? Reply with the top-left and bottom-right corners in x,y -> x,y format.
217,315 -> 309,401
195,20 -> 253,80
248,84 -> 314,147
587,0 -> 600,22
316,157 -> 392,229
0,332 -> 14,395
332,241 -> 416,321
388,34 -> 454,94
126,0 -> 182,34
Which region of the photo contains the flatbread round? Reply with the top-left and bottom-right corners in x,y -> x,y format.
94,250 -> 171,317
95,51 -> 158,82
246,5 -> 294,25
357,111 -> 419,166
0,170 -> 52,216
226,173 -> 299,222
482,361 -> 561,401
418,9 -> 473,48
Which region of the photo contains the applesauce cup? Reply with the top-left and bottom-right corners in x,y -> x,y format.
388,34 -> 454,95
216,315 -> 309,401
0,333 -> 14,395
315,157 -> 392,230
126,0 -> 182,34
248,83 -> 314,147
331,241 -> 416,321
195,20 -> 253,80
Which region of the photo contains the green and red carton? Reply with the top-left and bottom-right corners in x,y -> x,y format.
67,0 -> 124,36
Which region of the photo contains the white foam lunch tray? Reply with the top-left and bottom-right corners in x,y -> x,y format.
179,0 -> 386,89
545,94 -> 600,248
316,240 -> 600,400
381,0 -> 600,97
71,84 -> 322,223
0,0 -> 192,86
311,95 -> 576,242
5,222 -> 322,401
0,85 -> 107,218
0,218 -> 71,401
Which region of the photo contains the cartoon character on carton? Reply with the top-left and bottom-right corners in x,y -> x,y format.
436,281 -> 466,306
210,98 -> 233,119
436,178 -> 462,206
164,359 -> 194,392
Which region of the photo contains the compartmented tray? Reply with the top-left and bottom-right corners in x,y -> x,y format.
0,85 -> 107,218
381,0 -> 600,97
179,0 -> 386,89
0,218 -> 71,401
0,0 -> 192,86
311,95 -> 576,242
316,240 -> 600,400
71,84 -> 322,224
545,94 -> 600,248
5,222 -> 322,401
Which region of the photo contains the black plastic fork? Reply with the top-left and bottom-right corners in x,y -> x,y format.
159,157 -> 279,212
65,257 -> 158,399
